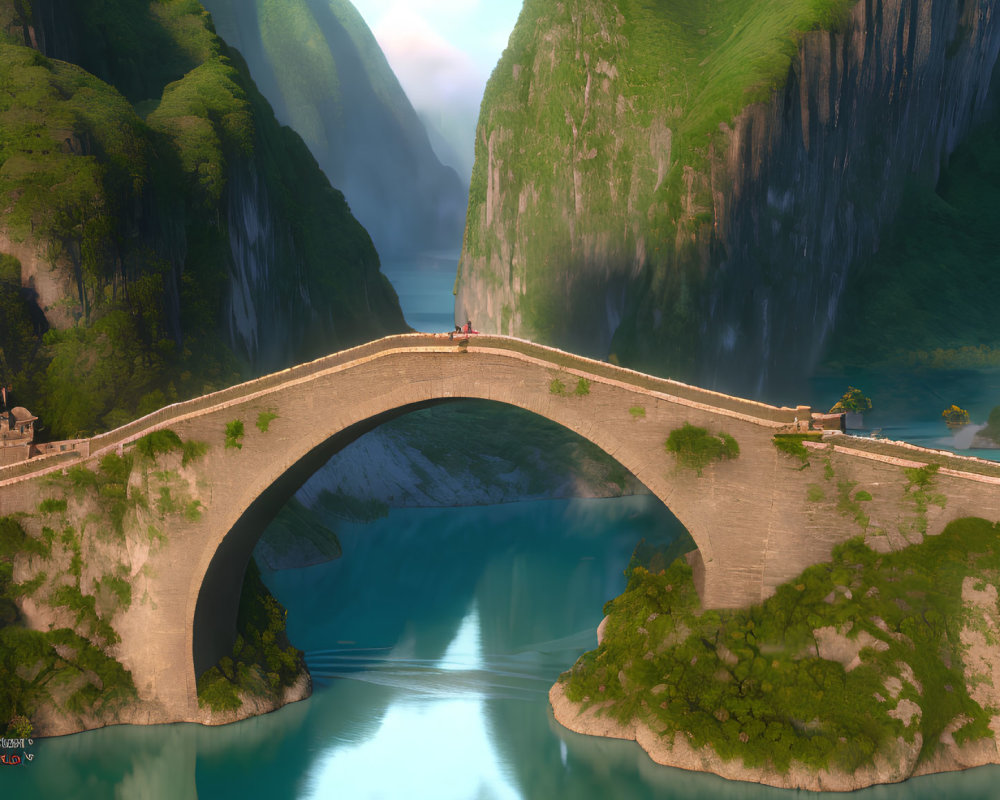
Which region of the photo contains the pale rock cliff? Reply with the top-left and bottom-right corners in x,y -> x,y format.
456,0 -> 1000,395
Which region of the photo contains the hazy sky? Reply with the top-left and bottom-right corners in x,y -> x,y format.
349,0 -> 524,178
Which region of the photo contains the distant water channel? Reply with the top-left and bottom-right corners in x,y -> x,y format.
380,251 -> 461,333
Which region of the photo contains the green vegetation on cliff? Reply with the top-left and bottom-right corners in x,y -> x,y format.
823,121 -> 1000,371
197,558 -> 305,712
201,0 -> 466,255
0,516 -> 136,737
0,254 -> 36,387
772,432 -> 821,464
562,517 -> 1000,774
0,0 -> 405,439
0,429 -> 219,734
459,0 -> 856,361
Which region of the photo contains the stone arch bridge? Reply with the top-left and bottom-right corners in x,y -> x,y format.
3,334 -> 1000,726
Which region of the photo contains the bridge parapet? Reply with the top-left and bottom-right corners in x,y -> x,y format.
476,336 -> 807,424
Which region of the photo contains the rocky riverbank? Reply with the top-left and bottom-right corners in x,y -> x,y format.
549,521 -> 1000,791
550,680 -> 1000,791
549,682 -> 921,791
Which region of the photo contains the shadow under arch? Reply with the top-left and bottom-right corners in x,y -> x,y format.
191,397 -> 702,680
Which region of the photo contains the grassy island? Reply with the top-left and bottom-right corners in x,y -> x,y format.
560,517 -> 1000,777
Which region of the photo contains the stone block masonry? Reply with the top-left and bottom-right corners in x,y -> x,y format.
1,334 -> 998,730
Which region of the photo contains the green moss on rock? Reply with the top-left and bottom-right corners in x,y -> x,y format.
666,423 -> 739,475
0,516 -> 136,734
197,558 -> 305,712
562,517 -> 1000,774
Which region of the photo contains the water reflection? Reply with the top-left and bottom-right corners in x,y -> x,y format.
275,497 -> 661,799
303,605 -> 522,799
9,496 -> 1000,799
4,724 -> 198,800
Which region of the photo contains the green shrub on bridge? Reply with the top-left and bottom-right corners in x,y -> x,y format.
829,386 -> 872,414
225,420 -> 245,450
133,429 -> 208,468
665,423 -> 739,475
256,410 -> 279,433
182,440 -> 208,466
772,433 -> 822,464
901,463 -> 946,536
135,429 -> 183,461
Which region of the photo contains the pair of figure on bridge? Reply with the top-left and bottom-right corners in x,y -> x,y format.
450,319 -> 477,338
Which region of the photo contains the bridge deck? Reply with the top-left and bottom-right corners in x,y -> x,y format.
3,334 -> 1000,484
1,334 -> 805,484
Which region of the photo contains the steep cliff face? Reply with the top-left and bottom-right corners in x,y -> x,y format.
456,0 -> 1000,395
201,0 -> 467,258
0,0 -> 405,436
821,110 -> 1000,371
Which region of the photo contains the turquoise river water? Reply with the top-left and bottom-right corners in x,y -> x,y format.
8,496 -> 1000,799
6,254 -> 1000,798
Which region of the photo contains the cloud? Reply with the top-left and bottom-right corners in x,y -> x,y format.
372,8 -> 485,108
349,0 -> 524,177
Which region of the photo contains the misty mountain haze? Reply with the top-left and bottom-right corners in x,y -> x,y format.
202,0 -> 468,258
418,107 -> 476,182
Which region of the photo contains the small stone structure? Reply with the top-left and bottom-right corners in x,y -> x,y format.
0,406 -> 37,466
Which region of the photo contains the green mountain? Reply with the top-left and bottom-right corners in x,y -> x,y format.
455,0 -> 1000,394
0,0 -> 406,439
200,0 -> 468,257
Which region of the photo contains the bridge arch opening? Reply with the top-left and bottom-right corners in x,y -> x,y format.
191,398 -> 701,691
